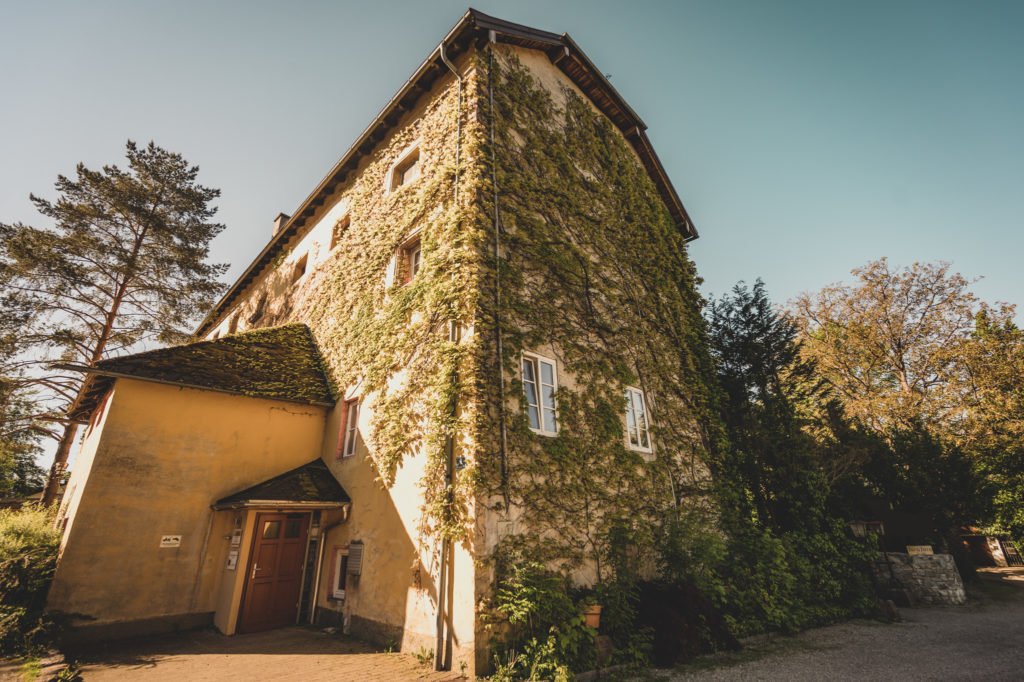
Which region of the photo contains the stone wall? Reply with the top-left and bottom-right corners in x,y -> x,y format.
878,553 -> 966,605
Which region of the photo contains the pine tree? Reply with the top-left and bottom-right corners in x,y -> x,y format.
1,141 -> 227,504
0,252 -> 45,497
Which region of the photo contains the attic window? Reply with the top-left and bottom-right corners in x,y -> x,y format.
331,215 -> 350,250
292,255 -> 308,284
227,314 -> 239,335
390,146 -> 421,191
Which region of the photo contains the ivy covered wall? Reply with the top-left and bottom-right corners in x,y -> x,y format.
472,45 -> 719,584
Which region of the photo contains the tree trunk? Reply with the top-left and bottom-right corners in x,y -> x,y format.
41,421 -> 77,506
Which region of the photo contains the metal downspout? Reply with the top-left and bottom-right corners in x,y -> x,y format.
487,34 -> 510,508
436,42 -> 463,673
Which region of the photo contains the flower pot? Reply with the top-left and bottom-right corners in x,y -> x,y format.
583,603 -> 602,629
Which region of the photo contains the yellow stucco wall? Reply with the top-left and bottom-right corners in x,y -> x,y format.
312,376 -> 477,672
49,378 -> 327,627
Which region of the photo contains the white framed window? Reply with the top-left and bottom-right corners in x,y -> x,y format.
522,353 -> 558,436
625,387 -> 652,453
340,399 -> 359,458
332,548 -> 350,600
388,144 -> 422,192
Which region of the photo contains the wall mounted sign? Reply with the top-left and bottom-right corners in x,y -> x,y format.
226,550 -> 238,570
907,545 -> 934,556
160,535 -> 182,548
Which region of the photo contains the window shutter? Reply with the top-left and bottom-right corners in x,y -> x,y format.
347,541 -> 364,576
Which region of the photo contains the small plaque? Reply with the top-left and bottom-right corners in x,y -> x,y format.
226,550 -> 238,570
230,529 -> 242,547
907,545 -> 933,556
160,535 -> 182,548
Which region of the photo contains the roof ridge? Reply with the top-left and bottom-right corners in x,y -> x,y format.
95,322 -> 313,370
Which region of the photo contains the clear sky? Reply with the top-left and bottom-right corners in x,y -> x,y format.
2,0 -> 1022,315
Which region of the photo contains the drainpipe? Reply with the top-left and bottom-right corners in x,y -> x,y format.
487,36 -> 511,507
435,42 -> 464,673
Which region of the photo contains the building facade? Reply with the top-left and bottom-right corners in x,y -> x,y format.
49,10 -> 715,675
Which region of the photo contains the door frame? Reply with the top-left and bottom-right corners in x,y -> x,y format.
237,510 -> 312,633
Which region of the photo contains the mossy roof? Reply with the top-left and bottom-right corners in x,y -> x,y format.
65,324 -> 335,421
212,459 -> 350,510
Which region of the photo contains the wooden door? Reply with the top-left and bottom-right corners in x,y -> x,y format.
238,512 -> 310,633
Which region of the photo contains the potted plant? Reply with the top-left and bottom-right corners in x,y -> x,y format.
581,598 -> 602,629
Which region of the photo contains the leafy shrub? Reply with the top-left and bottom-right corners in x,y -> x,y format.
491,554 -> 596,679
635,580 -> 739,667
0,506 -> 61,655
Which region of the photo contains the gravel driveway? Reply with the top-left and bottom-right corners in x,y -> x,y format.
666,574 -> 1024,681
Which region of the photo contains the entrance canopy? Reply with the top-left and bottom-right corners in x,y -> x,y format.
212,459 -> 350,511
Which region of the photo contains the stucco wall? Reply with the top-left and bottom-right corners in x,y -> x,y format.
49,378 -> 326,627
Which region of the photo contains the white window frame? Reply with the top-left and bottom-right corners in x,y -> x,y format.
386,142 -> 422,193
522,352 -> 558,436
332,548 -> 349,600
342,399 -> 359,458
625,386 -> 652,453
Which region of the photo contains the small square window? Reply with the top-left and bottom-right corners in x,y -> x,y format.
247,292 -> 268,325
390,147 -> 421,191
331,215 -> 350,250
292,255 -> 308,284
522,353 -> 558,436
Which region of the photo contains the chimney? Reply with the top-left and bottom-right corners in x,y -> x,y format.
273,213 -> 291,236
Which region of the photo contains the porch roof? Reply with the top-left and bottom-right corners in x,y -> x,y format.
212,459 -> 350,511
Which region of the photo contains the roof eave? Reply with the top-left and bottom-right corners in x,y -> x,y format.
211,500 -> 350,512
54,363 -> 335,409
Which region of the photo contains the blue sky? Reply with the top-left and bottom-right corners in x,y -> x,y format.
2,0 -> 1022,315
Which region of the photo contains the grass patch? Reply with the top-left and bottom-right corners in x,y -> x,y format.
17,657 -> 41,680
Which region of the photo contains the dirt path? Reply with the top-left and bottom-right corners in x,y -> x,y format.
63,627 -> 465,681
666,575 -> 1024,681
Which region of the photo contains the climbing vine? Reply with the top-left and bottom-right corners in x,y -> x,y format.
473,48 -> 723,584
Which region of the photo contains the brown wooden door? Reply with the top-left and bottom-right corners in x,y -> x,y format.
238,512 -> 310,633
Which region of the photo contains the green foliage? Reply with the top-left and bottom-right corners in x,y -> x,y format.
490,547 -> 596,679
833,423 -> 992,543
0,506 -> 61,656
961,310 -> 1024,542
707,281 -> 876,635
